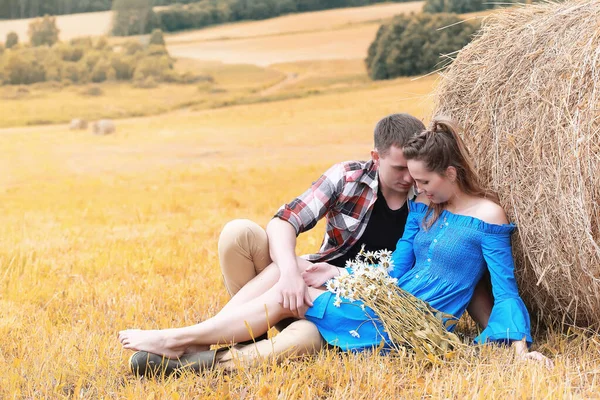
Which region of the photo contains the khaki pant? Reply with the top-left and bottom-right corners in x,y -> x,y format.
215,219 -> 325,371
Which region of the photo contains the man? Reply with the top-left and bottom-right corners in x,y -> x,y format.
130,113 -> 492,376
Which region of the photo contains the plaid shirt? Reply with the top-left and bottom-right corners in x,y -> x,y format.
274,160 -> 380,263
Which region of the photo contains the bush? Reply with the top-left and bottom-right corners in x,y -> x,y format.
2,50 -> 46,85
80,51 -> 103,70
133,55 -> 172,81
62,62 -> 89,84
91,59 -> 116,83
123,40 -> 144,55
28,15 -> 60,47
70,37 -> 94,48
180,72 -> 214,84
149,29 -> 166,46
80,85 -> 104,96
145,44 -> 170,57
133,76 -> 158,88
0,29 -> 178,87
366,12 -> 479,79
110,54 -> 136,80
43,53 -> 64,82
94,36 -> 109,50
54,42 -> 86,62
5,32 -> 19,49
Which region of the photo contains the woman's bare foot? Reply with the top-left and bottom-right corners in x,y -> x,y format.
118,329 -> 188,358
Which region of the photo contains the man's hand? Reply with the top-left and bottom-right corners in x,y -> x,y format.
302,262 -> 340,288
277,269 -> 313,317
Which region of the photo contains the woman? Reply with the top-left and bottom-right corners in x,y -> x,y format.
118,118 -> 551,367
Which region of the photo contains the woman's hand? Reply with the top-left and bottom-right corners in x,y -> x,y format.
301,262 -> 340,287
512,339 -> 554,369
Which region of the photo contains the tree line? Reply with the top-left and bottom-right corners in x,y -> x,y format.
0,15 -> 209,86
114,0 -> 415,35
423,0 -> 544,13
0,0 -> 413,21
0,0 -> 196,20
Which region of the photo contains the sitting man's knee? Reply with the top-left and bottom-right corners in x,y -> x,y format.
219,219 -> 264,249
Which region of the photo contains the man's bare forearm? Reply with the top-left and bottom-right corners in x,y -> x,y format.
266,218 -> 300,276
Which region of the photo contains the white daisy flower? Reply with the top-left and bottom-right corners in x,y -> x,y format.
333,296 -> 342,307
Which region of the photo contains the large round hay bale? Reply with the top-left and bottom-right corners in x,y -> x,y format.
433,0 -> 600,329
91,119 -> 116,135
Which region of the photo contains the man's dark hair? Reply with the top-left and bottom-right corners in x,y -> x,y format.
374,113 -> 425,156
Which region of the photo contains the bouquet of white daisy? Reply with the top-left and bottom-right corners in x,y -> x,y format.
326,246 -> 465,361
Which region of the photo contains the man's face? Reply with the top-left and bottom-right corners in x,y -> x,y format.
372,145 -> 414,195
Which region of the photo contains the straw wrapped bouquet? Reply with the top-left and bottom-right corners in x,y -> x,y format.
327,248 -> 464,360
433,0 -> 600,328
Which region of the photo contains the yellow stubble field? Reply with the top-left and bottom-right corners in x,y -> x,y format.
166,2 -> 425,66
0,3 -> 599,399
0,73 -> 598,398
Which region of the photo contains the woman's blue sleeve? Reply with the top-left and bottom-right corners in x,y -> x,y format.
388,210 -> 420,279
474,230 -> 532,345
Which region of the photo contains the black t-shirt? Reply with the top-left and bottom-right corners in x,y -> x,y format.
329,188 -> 409,268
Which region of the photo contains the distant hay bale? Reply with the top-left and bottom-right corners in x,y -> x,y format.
433,0 -> 600,329
91,119 -> 115,135
69,119 -> 88,130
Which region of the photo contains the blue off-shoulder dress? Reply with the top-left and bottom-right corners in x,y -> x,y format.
305,200 -> 532,351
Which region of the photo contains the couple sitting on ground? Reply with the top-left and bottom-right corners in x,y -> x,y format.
118,113 -> 553,375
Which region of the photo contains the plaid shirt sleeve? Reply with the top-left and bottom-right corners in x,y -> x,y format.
274,163 -> 346,235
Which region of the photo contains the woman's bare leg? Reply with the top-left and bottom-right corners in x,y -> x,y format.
118,285 -> 326,358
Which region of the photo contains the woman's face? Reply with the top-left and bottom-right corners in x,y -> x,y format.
407,160 -> 455,204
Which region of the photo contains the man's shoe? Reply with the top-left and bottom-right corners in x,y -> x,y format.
129,349 -> 221,378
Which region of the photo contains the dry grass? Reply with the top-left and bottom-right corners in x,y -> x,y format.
0,70 -> 598,398
0,59 -> 426,129
433,0 -> 600,330
168,24 -> 385,67
0,3 -> 598,397
0,62 -> 286,128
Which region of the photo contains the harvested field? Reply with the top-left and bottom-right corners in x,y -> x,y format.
169,24 -> 382,66
166,2 -> 424,44
0,11 -> 112,42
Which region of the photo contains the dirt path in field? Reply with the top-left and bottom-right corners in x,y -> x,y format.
259,73 -> 302,96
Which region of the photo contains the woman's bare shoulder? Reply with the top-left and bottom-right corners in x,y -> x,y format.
473,198 -> 508,225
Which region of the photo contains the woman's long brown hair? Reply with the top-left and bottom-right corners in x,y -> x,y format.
402,117 -> 499,228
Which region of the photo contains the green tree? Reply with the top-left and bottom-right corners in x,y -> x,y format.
112,0 -> 157,36
2,49 -> 46,84
28,15 -> 61,47
91,58 -> 116,82
149,29 -> 165,46
5,31 -> 19,49
423,0 -> 528,13
366,12 -> 480,79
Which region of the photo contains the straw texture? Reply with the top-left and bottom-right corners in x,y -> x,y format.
433,0 -> 600,329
